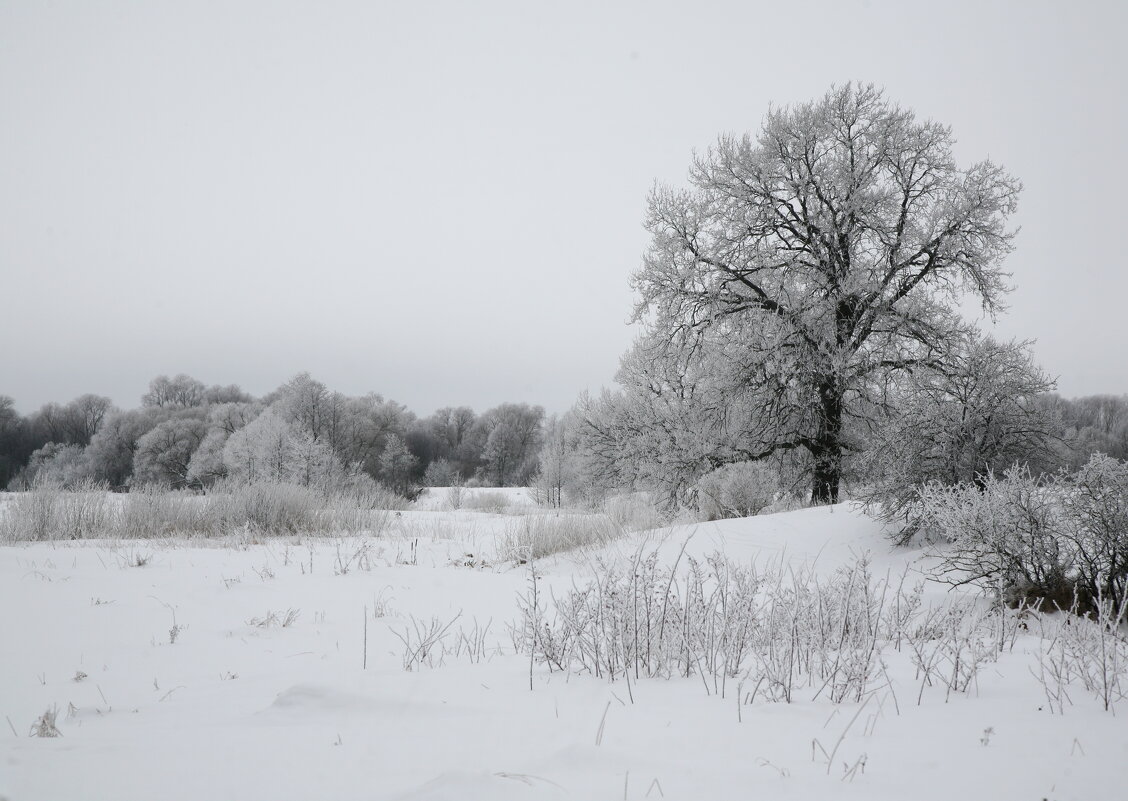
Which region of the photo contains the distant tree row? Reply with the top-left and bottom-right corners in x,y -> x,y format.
0,373 -> 545,496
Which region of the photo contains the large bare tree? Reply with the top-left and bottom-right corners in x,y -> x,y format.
632,84 -> 1021,502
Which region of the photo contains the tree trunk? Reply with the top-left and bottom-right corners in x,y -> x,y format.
810,380 -> 843,505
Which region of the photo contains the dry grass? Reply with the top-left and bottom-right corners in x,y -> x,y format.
0,481 -> 399,542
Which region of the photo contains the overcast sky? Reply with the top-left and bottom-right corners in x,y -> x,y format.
2,0 -> 1125,416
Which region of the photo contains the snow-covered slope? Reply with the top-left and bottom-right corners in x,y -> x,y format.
0,505 -> 1123,800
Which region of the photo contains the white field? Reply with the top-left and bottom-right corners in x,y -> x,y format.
1,500 -> 1125,800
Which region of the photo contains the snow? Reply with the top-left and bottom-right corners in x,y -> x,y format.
412,486 -> 539,512
1,503 -> 1125,800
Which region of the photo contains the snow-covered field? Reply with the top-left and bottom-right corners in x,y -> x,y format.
1,503 -> 1125,800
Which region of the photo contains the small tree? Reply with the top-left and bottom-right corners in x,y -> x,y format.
423,458 -> 460,487
534,414 -> 579,508
378,434 -> 418,497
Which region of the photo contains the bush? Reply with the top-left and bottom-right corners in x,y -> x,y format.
696,461 -> 780,521
464,490 -> 510,514
423,459 -> 460,488
498,513 -> 621,561
920,455 -> 1128,612
601,492 -> 668,532
1,477 -> 62,540
921,467 -> 1074,607
1061,454 -> 1128,607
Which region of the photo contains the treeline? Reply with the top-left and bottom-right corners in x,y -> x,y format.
0,373 -> 547,496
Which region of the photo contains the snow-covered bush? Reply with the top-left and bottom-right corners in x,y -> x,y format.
696,461 -> 780,521
0,474 -> 62,540
423,458 -> 459,488
497,513 -> 621,561
464,490 -> 510,513
601,491 -> 668,533
921,467 -> 1074,608
921,455 -> 1128,611
1060,454 -> 1128,608
7,443 -> 91,490
0,476 -> 113,541
206,480 -> 321,534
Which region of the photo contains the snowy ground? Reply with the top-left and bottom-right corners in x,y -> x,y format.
1,503 -> 1125,800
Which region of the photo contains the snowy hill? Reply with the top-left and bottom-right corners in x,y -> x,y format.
0,504 -> 1123,800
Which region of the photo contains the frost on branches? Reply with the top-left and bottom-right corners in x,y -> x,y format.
608,83 -> 1021,504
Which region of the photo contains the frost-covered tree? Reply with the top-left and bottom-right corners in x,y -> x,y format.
63,394 -> 115,444
221,408 -> 344,488
378,434 -> 418,496
861,333 -> 1060,534
132,416 -> 208,487
631,84 -> 1020,503
412,406 -> 480,479
202,383 -> 254,405
272,372 -> 332,443
13,442 -> 90,489
532,417 -> 573,505
1046,393 -> 1128,465
476,403 -> 544,486
0,396 -> 35,488
422,458 -> 460,487
142,374 -> 207,409
30,394 -> 115,447
223,409 -> 294,484
269,375 -> 415,481
334,394 -> 415,477
186,402 -> 263,488
574,327 -> 777,504
83,407 -> 177,488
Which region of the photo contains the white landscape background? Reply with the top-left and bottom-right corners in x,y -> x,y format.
2,1 -> 1128,800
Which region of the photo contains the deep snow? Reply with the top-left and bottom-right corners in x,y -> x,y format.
1,502 -> 1125,800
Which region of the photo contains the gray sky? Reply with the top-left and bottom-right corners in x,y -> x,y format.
2,0 -> 1125,415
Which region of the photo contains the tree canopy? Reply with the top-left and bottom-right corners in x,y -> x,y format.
627,83 -> 1022,502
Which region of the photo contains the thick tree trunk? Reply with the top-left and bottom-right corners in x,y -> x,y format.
810,380 -> 844,505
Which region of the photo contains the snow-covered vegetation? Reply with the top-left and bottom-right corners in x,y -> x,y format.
1,501 -> 1125,800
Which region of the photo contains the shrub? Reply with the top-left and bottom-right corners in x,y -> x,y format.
696,461 -> 780,521
920,455 -> 1128,612
921,467 -> 1075,607
214,481 -> 320,534
464,490 -> 510,514
1061,454 -> 1128,608
601,492 -> 668,532
0,476 -> 113,541
1,476 -> 61,541
498,513 -> 621,561
423,459 -> 460,488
